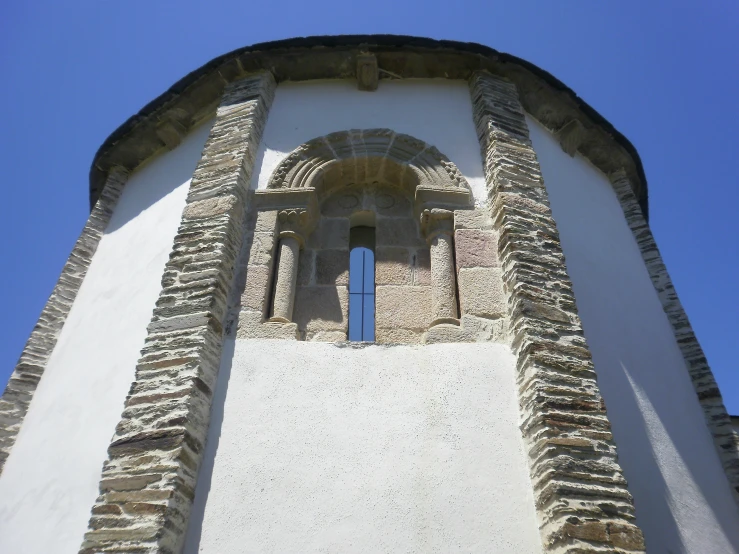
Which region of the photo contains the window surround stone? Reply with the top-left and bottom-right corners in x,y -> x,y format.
238,128 -> 479,343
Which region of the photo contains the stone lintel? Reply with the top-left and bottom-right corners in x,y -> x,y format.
415,186 -> 472,217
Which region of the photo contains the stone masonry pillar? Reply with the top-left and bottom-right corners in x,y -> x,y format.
469,71 -> 646,552
421,209 -> 459,326
78,72 -> 276,554
270,209 -> 311,323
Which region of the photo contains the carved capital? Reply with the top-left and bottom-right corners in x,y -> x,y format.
421,209 -> 454,242
278,208 -> 314,247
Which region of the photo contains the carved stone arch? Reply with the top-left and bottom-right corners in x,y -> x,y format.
266,129 -> 472,210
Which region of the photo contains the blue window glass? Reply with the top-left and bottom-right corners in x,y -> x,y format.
349,246 -> 375,341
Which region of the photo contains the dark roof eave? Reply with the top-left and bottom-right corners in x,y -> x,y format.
90,34 -> 649,219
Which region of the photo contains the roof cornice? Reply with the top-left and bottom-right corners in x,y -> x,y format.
90,34 -> 649,217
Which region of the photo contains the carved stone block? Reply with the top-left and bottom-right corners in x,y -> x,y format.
375,285 -> 431,329
297,249 -> 315,286
307,217 -> 350,249
376,247 -> 411,285
241,265 -> 271,312
457,267 -> 506,319
411,248 -> 431,286
375,328 -> 423,344
455,229 -> 499,269
293,285 -> 348,333
315,250 -> 349,285
376,217 -> 424,247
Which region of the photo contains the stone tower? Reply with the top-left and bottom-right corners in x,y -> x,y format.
1,36 -> 738,554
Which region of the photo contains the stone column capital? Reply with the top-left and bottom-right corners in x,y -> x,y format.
277,208 -> 315,248
420,208 -> 454,243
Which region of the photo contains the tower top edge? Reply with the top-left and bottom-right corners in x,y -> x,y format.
89,34 -> 649,218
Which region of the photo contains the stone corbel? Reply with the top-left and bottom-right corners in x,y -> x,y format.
421,209 -> 460,327
555,118 -> 586,157
357,52 -> 378,91
155,109 -> 190,150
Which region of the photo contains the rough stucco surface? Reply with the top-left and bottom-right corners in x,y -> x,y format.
185,339 -> 543,554
527,115 -> 739,552
251,79 -> 487,205
0,121 -> 211,554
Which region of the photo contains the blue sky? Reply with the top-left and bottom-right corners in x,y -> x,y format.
1,1 -> 737,413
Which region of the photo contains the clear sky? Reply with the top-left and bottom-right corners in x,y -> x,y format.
0,1 -> 737,413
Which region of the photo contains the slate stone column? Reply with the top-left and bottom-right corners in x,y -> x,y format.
421,209 -> 459,326
470,71 -> 646,553
270,209 -> 312,322
78,72 -> 276,554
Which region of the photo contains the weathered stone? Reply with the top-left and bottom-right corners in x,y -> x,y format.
307,217 -> 350,249
105,489 -> 172,503
410,248 -> 431,286
424,315 -> 508,344
376,247 -> 411,285
270,236 -> 300,322
376,217 -> 424,247
470,70 -> 646,552
248,232 -> 276,267
306,330 -> 347,342
99,474 -> 162,491
375,328 -> 423,344
79,72 -> 277,554
455,229 -> 498,268
240,265 -> 271,312
237,310 -> 298,340
375,286 -> 431,330
297,249 -> 314,286
372,187 -> 412,217
453,208 -> 493,230
183,194 -> 238,220
609,522 -> 646,550
457,267 -> 506,319
558,521 -> 607,543
315,249 -> 349,285
293,286 -> 348,333
254,209 -> 278,233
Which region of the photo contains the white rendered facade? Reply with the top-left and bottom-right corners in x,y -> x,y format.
1,38 -> 736,554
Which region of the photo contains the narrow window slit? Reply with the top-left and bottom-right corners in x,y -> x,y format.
349,226 -> 375,342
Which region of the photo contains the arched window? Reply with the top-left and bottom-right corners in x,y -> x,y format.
349,226 -> 375,342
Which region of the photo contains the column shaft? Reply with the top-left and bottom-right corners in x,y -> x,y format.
271,236 -> 300,322
429,232 -> 459,325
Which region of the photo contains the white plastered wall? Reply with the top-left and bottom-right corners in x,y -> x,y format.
0,120 -> 213,554
185,81 -> 541,553
527,115 -> 739,553
185,340 -> 542,554
251,79 -> 487,205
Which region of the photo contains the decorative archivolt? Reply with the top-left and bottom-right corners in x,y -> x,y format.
266,129 -> 472,203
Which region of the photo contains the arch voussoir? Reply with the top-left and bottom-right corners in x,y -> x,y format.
266,128 -> 472,207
